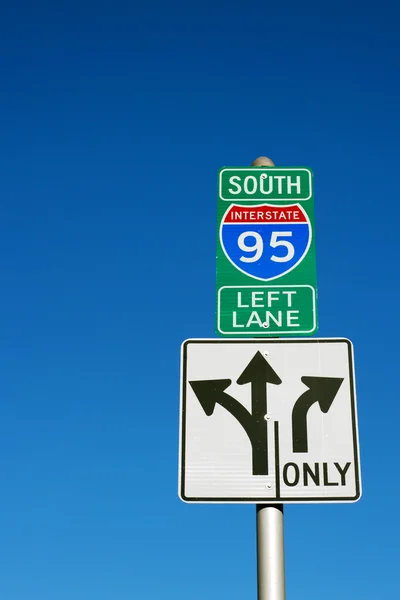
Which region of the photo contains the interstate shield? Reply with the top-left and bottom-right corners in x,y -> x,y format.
220,203 -> 311,281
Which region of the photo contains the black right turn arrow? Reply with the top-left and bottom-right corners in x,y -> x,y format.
292,376 -> 344,453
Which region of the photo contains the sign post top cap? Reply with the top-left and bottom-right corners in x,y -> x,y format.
252,156 -> 275,167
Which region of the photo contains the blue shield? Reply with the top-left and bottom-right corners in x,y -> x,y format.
220,203 -> 311,281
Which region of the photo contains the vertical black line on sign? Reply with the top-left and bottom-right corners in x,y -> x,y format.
274,421 -> 281,500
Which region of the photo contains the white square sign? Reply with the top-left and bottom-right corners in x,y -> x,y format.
179,339 -> 361,503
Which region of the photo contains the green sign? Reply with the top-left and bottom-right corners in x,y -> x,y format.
216,167 -> 317,337
219,167 -> 312,202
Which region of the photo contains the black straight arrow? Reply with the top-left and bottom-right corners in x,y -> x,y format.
237,351 -> 282,476
292,376 -> 344,453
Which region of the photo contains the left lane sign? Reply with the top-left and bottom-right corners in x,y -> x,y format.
179,338 -> 361,504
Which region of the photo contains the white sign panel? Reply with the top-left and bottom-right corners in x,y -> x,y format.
179,338 -> 361,503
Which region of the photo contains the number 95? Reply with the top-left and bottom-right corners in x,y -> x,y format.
238,231 -> 295,263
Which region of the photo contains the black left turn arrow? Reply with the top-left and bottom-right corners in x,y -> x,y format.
189,379 -> 254,441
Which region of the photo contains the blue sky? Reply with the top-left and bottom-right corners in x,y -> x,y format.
0,1 -> 399,598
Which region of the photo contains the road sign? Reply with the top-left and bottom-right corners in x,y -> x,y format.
179,338 -> 361,504
216,167 -> 317,337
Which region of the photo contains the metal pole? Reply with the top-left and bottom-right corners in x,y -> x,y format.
256,504 -> 286,600
251,156 -> 286,600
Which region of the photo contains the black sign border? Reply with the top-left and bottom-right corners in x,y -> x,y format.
179,338 -> 361,504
